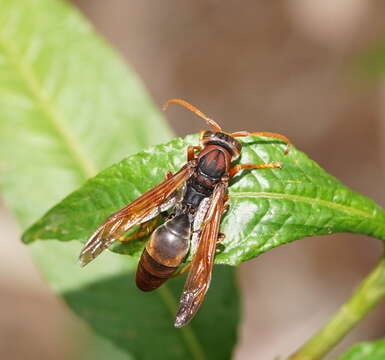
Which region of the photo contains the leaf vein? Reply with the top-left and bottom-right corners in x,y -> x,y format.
0,33 -> 97,179
230,191 -> 377,219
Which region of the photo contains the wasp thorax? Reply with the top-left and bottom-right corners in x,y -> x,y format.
145,214 -> 191,267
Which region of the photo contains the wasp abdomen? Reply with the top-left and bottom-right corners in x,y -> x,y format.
136,249 -> 178,292
136,214 -> 191,292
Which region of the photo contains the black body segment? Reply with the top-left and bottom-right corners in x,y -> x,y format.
182,178 -> 211,208
182,146 -> 229,208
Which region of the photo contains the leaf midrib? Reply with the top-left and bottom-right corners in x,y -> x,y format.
158,286 -> 205,360
26,186 -> 384,245
230,191 -> 379,219
0,29 -> 205,360
0,32 -> 97,179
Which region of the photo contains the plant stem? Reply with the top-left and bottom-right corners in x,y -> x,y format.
288,251 -> 385,360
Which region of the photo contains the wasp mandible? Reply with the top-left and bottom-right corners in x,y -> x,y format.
79,99 -> 291,327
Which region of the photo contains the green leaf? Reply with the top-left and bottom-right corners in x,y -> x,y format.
30,240 -> 239,360
336,338 -> 385,360
0,0 -> 172,223
23,134 -> 385,266
0,0 -> 239,359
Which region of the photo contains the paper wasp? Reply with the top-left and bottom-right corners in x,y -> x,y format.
79,99 -> 291,328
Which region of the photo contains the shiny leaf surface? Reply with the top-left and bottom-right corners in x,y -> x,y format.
23,133 -> 385,266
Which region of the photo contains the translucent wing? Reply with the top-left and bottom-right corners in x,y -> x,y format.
174,180 -> 228,327
79,162 -> 196,266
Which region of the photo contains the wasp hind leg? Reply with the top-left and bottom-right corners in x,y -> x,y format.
172,263 -> 192,278
215,232 -> 226,254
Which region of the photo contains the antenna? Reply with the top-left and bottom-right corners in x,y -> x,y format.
163,99 -> 222,132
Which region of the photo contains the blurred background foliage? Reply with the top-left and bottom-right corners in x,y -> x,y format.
1,1 -> 385,359
0,0 -> 238,359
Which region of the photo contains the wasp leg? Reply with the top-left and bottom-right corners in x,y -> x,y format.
187,145 -> 202,161
122,215 -> 161,242
223,195 -> 229,208
165,171 -> 173,180
216,233 -> 226,254
229,162 -> 283,178
172,263 -> 192,278
217,232 -> 225,243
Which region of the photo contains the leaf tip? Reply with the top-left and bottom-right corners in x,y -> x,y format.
21,230 -> 34,244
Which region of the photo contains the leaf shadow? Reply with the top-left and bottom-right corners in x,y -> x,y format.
229,140 -> 287,187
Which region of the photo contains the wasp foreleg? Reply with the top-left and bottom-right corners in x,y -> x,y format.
229,162 -> 283,177
187,145 -> 202,161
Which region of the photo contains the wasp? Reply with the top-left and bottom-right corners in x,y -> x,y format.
79,99 -> 291,328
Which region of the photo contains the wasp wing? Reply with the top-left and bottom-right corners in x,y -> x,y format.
174,180 -> 228,328
79,162 -> 196,267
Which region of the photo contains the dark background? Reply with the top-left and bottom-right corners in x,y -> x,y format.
1,1 -> 385,359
